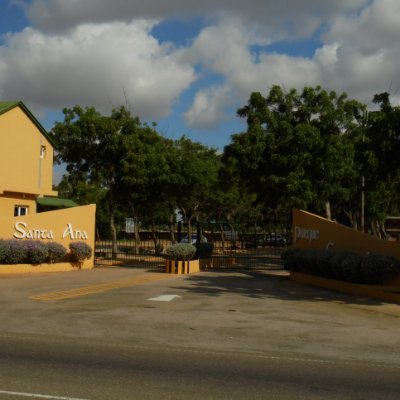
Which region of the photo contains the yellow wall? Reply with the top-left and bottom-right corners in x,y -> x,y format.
292,209 -> 400,259
0,107 -> 56,197
0,204 -> 97,268
0,192 -> 37,218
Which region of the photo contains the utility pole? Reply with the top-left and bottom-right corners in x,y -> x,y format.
361,110 -> 367,233
361,175 -> 365,233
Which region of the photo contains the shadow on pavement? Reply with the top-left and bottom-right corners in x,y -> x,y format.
175,268 -> 392,307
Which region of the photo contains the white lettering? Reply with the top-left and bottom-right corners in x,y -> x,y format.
13,221 -> 27,239
295,226 -> 320,242
13,222 -> 55,240
63,223 -> 88,240
13,222 -> 86,241
63,223 -> 74,239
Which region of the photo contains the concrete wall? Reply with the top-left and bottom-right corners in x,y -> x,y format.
0,204 -> 97,268
292,209 -> 400,259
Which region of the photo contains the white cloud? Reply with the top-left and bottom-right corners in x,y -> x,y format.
26,0 -> 368,39
0,20 -> 196,118
181,19 -> 319,128
184,84 -> 232,129
320,0 -> 400,100
182,0 -> 400,128
4,0 -> 400,132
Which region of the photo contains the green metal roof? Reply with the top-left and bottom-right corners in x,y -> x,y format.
36,197 -> 78,208
0,100 -> 56,147
0,101 -> 20,114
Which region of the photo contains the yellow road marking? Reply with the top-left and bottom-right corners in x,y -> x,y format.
30,273 -> 174,301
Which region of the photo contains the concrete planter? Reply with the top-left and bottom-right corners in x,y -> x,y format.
290,271 -> 400,304
166,259 -> 200,274
0,260 -> 94,275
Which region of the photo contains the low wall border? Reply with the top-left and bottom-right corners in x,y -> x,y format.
290,272 -> 400,305
0,262 -> 93,275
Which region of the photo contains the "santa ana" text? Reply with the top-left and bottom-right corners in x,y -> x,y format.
13,222 -> 88,240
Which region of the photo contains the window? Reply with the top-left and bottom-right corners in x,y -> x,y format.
14,206 -> 29,217
40,145 -> 46,158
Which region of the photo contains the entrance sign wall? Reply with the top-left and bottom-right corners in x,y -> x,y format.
293,209 -> 400,259
0,204 -> 96,269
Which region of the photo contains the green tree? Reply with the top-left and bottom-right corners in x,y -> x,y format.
51,105 -> 165,256
231,85 -> 365,221
360,93 -> 400,236
172,137 -> 220,239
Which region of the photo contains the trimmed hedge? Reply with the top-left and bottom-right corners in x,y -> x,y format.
25,241 -> 49,265
196,242 -> 214,259
0,239 -> 90,265
47,242 -> 68,263
166,243 -> 197,261
69,242 -> 93,263
282,247 -> 400,285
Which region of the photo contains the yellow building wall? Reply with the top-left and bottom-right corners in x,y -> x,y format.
0,192 -> 37,218
292,209 -> 400,259
0,107 -> 56,197
0,204 -> 97,268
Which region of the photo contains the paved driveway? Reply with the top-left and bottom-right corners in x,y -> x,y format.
1,266 -> 400,366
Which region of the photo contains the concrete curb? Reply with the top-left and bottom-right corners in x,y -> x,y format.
0,262 -> 93,275
290,272 -> 400,304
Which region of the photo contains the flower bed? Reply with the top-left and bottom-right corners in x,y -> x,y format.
282,247 -> 400,304
281,247 -> 400,285
0,239 -> 93,274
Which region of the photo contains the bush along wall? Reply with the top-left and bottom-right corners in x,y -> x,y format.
69,242 -> 93,263
166,243 -> 197,261
281,247 -> 400,285
0,239 -> 92,265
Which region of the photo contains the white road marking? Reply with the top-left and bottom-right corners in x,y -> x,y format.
0,389 -> 90,400
148,294 -> 181,302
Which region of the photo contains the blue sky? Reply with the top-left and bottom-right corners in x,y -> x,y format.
1,0 -> 400,155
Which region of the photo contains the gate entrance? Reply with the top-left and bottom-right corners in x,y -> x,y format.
94,215 -> 291,271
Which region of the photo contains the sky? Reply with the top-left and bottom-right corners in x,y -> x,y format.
1,0 -> 400,153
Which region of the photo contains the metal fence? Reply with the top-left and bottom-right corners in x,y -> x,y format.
95,224 -> 290,271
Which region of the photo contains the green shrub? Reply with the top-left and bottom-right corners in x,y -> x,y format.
360,253 -> 385,284
315,250 -> 335,278
26,241 -> 49,264
196,242 -> 214,259
166,243 -> 197,261
69,242 -> 93,262
340,252 -> 363,283
5,240 -> 28,264
0,240 -> 77,265
281,247 -> 301,270
301,249 -> 323,275
360,253 -> 400,285
0,240 -> 9,264
329,251 -> 352,281
284,247 -> 400,285
47,242 -> 67,263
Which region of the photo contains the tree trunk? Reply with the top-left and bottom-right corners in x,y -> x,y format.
325,200 -> 332,221
109,209 -> 118,260
169,212 -> 176,243
219,223 -> 225,252
128,199 -> 141,254
150,222 -> 161,254
344,210 -> 359,230
187,216 -> 193,243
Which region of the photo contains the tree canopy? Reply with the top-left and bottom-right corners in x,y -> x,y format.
51,86 -> 400,240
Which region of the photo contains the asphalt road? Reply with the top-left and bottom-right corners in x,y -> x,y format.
0,267 -> 400,399
0,332 -> 399,400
